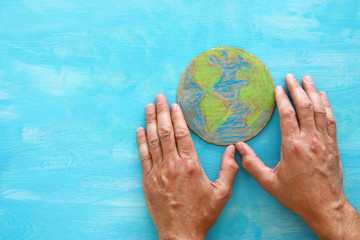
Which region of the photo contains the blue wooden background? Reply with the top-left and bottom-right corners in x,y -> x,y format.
1,0 -> 359,239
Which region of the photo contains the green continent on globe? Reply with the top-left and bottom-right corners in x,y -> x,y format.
192,50 -> 232,133
234,51 -> 275,129
200,94 -> 232,133
191,47 -> 274,133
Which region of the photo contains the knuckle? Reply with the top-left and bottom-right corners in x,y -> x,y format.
148,137 -> 160,148
174,128 -> 188,140
145,113 -> 156,123
241,158 -> 252,170
156,104 -> 168,113
158,126 -> 174,138
226,161 -> 239,172
140,154 -> 151,162
288,139 -> 302,153
309,135 -> 325,154
327,117 -> 336,126
310,144 -> 325,155
146,118 -> 155,124
165,162 -> 177,179
313,107 -> 326,116
283,108 -> 296,118
184,159 -> 197,175
292,81 -> 301,88
301,101 -> 313,111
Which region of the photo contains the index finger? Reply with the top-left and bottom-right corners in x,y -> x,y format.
275,86 -> 299,136
170,103 -> 196,159
155,94 -> 178,159
285,74 -> 316,131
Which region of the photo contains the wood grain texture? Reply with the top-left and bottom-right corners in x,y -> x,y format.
177,47 -> 275,145
0,0 -> 360,239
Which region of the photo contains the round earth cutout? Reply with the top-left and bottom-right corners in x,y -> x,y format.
177,46 -> 275,145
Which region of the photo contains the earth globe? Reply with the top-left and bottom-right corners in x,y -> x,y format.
177,46 -> 275,145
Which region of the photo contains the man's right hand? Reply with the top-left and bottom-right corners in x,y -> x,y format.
236,74 -> 360,239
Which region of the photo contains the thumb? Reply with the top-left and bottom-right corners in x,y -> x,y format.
235,142 -> 274,189
214,145 -> 239,198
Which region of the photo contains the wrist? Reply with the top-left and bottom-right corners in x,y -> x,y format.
158,229 -> 207,240
299,197 -> 360,239
158,234 -> 206,240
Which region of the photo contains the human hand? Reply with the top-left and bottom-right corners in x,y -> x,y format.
236,74 -> 360,239
136,94 -> 239,240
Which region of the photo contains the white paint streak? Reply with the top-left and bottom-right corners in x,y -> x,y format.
22,127 -> 47,142
14,62 -> 90,95
0,106 -> 19,120
95,199 -> 146,207
2,189 -> 39,201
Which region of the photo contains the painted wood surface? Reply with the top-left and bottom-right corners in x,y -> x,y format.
177,47 -> 275,145
0,0 -> 359,239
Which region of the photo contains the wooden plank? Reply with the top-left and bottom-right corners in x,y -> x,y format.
0,0 -> 359,239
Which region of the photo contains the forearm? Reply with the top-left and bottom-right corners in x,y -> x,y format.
157,224 -> 207,240
158,231 -> 206,240
300,198 -> 360,240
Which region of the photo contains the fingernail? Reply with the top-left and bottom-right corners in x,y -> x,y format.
304,76 -> 313,84
155,94 -> 164,104
171,104 -> 177,112
145,104 -> 155,114
236,142 -> 244,155
276,86 -> 284,92
228,145 -> 235,157
286,73 -> 295,80
137,128 -> 144,136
